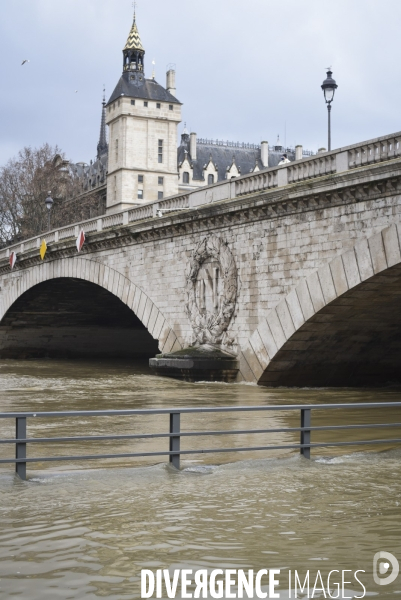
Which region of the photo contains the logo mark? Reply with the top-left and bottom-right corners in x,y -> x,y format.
373,552 -> 399,586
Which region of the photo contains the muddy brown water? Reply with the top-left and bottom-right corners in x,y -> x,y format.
0,359 -> 401,599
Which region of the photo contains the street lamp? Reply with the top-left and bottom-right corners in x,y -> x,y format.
321,68 -> 338,151
45,191 -> 54,231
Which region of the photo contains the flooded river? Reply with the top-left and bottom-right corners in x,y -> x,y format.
1,359 -> 401,599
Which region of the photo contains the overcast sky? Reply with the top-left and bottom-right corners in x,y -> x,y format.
1,0 -> 400,166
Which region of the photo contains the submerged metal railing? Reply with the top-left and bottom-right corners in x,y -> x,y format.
1,402 -> 401,480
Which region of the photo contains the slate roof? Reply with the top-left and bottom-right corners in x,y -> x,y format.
107,73 -> 181,105
72,153 -> 108,191
268,148 -> 296,167
178,144 -> 258,181
177,139 -> 296,182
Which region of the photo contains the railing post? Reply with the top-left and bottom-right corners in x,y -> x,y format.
16,417 -> 27,480
169,412 -> 180,470
300,409 -> 311,459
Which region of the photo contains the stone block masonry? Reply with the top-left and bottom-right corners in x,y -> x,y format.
1,132 -> 401,385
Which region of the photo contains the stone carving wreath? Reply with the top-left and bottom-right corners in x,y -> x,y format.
185,234 -> 238,347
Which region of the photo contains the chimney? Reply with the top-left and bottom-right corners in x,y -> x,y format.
166,69 -> 176,96
295,145 -> 303,161
190,132 -> 197,160
260,141 -> 268,167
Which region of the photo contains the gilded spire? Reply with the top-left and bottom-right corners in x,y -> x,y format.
124,16 -> 144,52
123,11 -> 145,76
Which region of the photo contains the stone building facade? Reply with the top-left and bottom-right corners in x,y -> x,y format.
77,14 -> 314,213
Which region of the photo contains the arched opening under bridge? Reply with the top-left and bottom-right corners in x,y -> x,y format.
0,278 -> 159,359
259,263 -> 401,387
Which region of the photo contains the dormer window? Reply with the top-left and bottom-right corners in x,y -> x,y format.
183,172 -> 190,184
208,174 -> 214,185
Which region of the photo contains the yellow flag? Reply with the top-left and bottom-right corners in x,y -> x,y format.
39,239 -> 47,260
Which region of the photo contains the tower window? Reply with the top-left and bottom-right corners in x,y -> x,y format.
118,100 -> 120,107
158,191 -> 164,200
131,99 -> 135,105
156,103 -> 161,109
115,139 -> 119,161
144,101 -> 148,107
158,139 -> 163,163
158,177 -> 164,185
138,189 -> 143,200
169,105 -> 173,111
138,175 -> 144,183
208,174 -> 214,185
183,172 -> 190,184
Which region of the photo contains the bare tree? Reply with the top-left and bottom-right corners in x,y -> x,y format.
0,144 -> 103,246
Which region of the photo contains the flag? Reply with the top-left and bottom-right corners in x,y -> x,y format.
76,229 -> 85,252
9,252 -> 17,269
40,239 -> 47,260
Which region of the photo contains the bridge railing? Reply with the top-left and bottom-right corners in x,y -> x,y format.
348,136 -> 401,169
235,131 -> 401,196
1,131 -> 401,262
1,402 -> 401,480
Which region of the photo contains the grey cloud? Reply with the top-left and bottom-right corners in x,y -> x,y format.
0,0 -> 400,165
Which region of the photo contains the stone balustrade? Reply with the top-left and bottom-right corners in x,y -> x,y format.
127,205 -> 153,223
58,226 -> 77,241
1,130 -> 401,262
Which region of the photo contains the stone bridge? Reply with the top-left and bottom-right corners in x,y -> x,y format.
1,132 -> 401,386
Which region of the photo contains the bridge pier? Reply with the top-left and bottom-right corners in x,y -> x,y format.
1,131 -> 401,387
149,345 -> 239,382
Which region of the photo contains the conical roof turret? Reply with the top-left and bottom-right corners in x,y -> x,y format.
124,17 -> 144,52
122,14 -> 145,77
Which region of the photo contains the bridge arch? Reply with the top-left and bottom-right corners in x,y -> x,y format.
240,223 -> 401,386
0,258 -> 181,358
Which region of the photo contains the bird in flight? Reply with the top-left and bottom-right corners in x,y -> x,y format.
21,59 -> 29,66
75,90 -> 78,93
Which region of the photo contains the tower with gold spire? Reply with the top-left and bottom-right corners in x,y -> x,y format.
105,12 -> 182,214
123,11 -> 145,83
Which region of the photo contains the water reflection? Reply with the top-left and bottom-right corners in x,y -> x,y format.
0,360 -> 401,599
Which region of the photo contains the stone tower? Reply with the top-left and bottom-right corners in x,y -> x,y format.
105,14 -> 182,214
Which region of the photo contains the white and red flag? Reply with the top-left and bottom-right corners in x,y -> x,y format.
76,229 -> 85,252
9,252 -> 17,269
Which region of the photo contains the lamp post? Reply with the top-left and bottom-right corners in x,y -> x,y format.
321,68 -> 338,151
45,191 -> 54,231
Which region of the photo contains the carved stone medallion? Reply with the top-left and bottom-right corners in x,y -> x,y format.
185,234 -> 238,350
